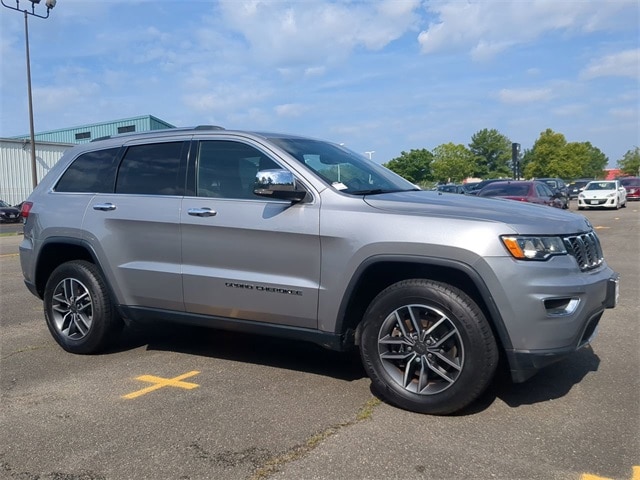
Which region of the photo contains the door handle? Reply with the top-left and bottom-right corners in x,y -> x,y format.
93,203 -> 116,211
188,207 -> 217,217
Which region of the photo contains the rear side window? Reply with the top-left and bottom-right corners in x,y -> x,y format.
116,142 -> 185,195
55,147 -> 120,193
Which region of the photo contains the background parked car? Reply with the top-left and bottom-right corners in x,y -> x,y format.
436,183 -> 465,194
568,179 -> 593,199
0,200 -> 22,223
578,180 -> 627,210
477,180 -> 566,208
620,177 -> 640,200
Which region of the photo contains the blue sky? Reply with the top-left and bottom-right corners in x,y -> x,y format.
1,0 -> 638,168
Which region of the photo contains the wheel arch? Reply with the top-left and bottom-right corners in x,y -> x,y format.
337,255 -> 513,353
34,237 -> 102,298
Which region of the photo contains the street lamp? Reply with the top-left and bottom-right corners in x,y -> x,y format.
1,0 -> 57,189
364,151 -> 375,160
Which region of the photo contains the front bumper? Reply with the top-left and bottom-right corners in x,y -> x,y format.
505,273 -> 619,382
578,197 -> 618,208
477,252 -> 619,383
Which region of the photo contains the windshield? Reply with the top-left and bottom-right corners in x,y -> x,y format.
268,137 -> 418,194
585,182 -> 616,191
0,200 -> 11,208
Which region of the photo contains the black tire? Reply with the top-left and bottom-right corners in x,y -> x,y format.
359,279 -> 498,415
43,260 -> 122,354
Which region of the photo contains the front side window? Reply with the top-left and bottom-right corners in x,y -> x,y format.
268,137 -> 417,195
196,141 -> 280,199
116,142 -> 185,195
55,147 -> 120,193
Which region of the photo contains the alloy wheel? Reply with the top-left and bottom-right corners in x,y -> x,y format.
377,304 -> 464,395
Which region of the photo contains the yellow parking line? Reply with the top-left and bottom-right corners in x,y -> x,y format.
122,370 -> 200,399
581,466 -> 639,480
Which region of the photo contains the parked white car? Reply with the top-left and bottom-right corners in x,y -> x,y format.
578,180 -> 627,210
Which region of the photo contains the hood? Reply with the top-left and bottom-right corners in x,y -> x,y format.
363,190 -> 591,235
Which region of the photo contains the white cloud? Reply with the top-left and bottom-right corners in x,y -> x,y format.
551,104 -> 587,117
418,0 -> 637,60
216,0 -> 420,67
275,103 -> 308,117
497,88 -> 553,104
609,107 -> 638,120
183,84 -> 271,113
581,49 -> 640,80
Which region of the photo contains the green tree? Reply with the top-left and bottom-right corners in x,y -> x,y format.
384,149 -> 433,184
523,129 -> 567,178
579,142 -> 608,179
523,129 -> 608,179
468,128 -> 512,178
431,143 -> 475,183
617,147 -> 640,176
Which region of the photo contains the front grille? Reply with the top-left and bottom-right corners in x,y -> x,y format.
563,231 -> 604,271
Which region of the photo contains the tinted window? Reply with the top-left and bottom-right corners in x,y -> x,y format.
480,183 -> 526,196
116,142 -> 185,195
196,141 -> 280,199
55,147 -> 120,193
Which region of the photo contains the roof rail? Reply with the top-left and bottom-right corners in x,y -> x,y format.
90,125 -> 225,142
194,125 -> 225,130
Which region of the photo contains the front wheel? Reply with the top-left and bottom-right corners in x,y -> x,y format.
359,279 -> 498,415
43,260 -> 122,354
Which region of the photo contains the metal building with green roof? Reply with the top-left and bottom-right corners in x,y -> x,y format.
11,114 -> 175,145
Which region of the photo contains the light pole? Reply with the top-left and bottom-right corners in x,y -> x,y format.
364,151 -> 375,160
1,0 -> 57,189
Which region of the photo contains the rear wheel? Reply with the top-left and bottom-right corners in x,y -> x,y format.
359,279 -> 498,415
44,260 -> 122,354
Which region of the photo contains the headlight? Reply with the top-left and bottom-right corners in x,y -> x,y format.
607,192 -> 616,198
501,236 -> 567,260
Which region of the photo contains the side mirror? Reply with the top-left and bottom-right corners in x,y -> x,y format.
254,169 -> 307,203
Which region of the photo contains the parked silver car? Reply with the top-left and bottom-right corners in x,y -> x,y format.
19,127 -> 619,414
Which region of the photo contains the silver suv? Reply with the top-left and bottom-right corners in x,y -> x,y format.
19,127 -> 619,414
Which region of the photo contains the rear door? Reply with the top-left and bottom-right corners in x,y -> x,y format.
83,139 -> 189,311
180,139 -> 321,329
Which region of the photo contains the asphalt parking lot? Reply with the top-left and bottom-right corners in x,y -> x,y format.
1,204 -> 638,480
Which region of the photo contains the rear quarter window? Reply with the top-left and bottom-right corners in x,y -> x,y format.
55,148 -> 120,193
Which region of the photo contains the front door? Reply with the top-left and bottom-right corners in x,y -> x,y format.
180,140 -> 321,329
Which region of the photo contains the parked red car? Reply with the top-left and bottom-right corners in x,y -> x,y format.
477,180 -> 566,208
620,177 -> 640,200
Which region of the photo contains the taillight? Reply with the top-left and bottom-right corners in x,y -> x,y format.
20,201 -> 33,218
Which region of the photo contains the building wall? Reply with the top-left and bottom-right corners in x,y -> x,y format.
0,139 -> 73,205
